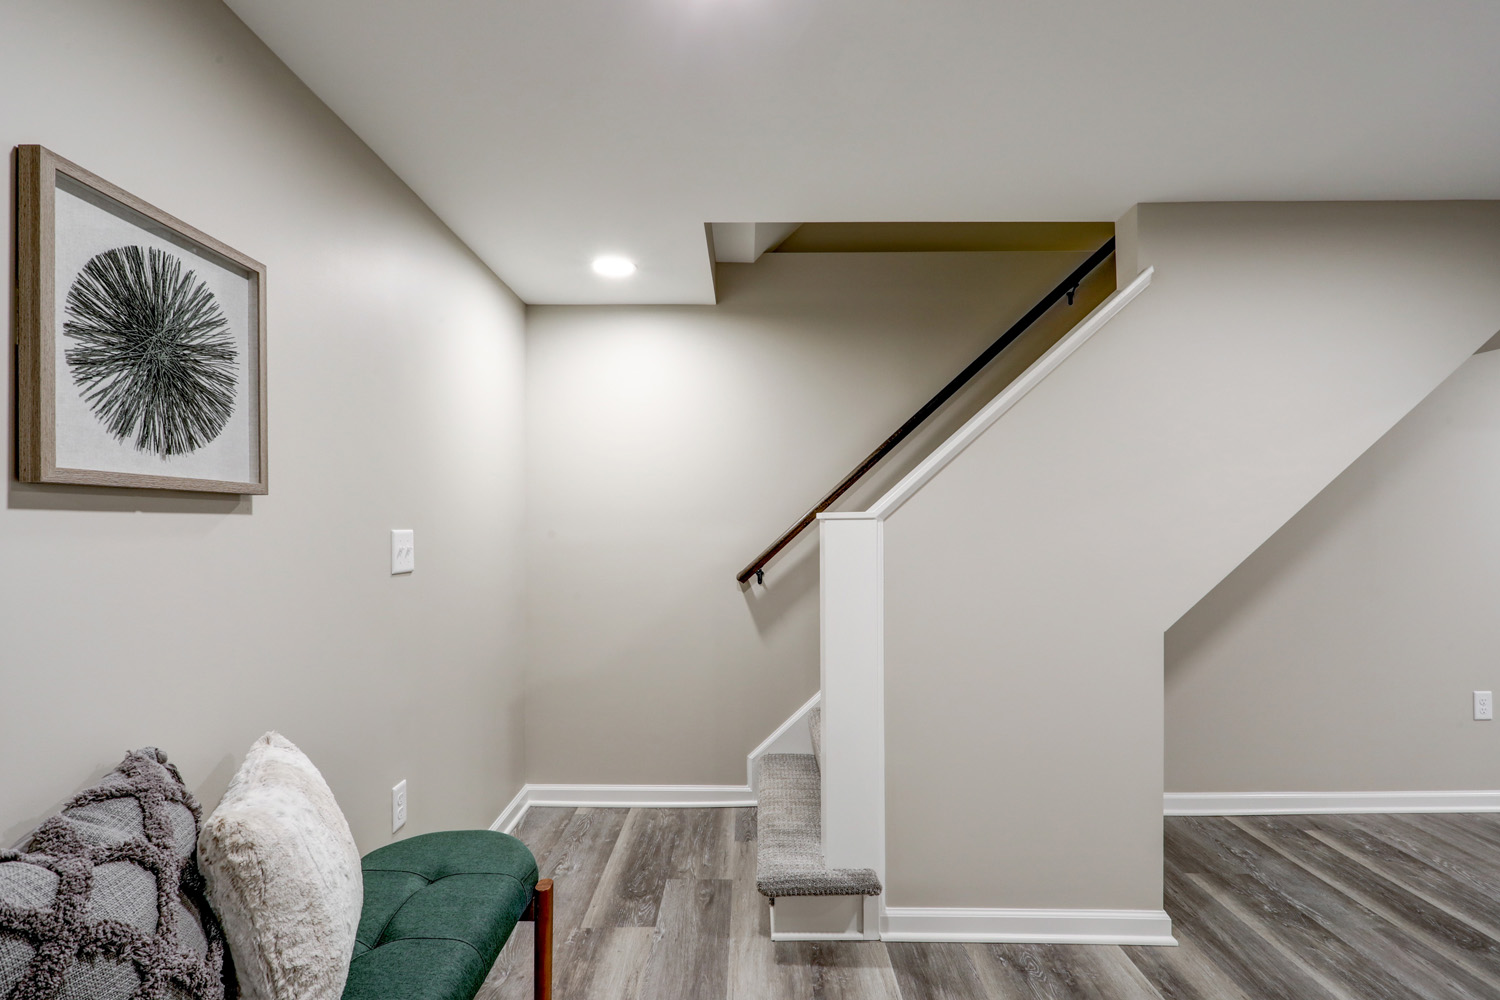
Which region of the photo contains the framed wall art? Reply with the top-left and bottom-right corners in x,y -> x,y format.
15,145 -> 267,494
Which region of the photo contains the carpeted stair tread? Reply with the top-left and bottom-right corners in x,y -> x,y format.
755,753 -> 881,898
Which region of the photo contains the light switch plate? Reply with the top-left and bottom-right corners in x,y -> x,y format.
391,529 -> 414,575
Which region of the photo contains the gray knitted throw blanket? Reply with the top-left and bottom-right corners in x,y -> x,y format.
0,748 -> 229,1000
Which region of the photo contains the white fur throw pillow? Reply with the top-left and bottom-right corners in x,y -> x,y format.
198,733 -> 362,1000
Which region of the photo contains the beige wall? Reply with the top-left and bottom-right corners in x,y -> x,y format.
883,202 -> 1500,911
1167,348 -> 1500,793
523,251 -> 1114,784
0,1 -> 527,850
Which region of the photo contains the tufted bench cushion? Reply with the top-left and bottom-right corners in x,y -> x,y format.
342,830 -> 540,1000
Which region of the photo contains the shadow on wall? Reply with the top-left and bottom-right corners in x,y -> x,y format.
4,751 -> 241,851
7,480 -> 251,515
1474,329 -> 1500,355
1,757 -> 116,849
194,753 -> 240,823
742,532 -> 818,636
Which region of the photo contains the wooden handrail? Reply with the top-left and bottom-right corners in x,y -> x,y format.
736,238 -> 1116,584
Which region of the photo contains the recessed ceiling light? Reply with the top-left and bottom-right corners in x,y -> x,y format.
592,255 -> 636,278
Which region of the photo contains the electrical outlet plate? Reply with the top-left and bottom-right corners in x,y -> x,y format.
1476,691 -> 1493,721
391,530 -> 415,575
392,779 -> 408,832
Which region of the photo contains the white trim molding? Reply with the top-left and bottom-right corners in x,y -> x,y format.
868,266 -> 1154,519
1165,790 -> 1500,816
746,691 -> 822,788
881,907 -> 1176,946
491,783 -> 532,834
491,784 -> 755,835
817,513 -> 886,893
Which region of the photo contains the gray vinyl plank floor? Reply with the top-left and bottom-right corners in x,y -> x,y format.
478,808 -> 1500,999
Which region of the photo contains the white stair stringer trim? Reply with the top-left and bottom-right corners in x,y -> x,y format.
747,691 -> 822,789
1165,790 -> 1500,816
881,906 -> 1176,946
491,783 -> 755,835
867,266 -> 1155,520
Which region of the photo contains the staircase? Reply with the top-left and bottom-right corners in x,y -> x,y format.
754,707 -> 882,939
742,204 -> 1500,944
742,241 -> 1132,940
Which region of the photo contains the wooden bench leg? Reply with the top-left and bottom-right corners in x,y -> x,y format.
531,878 -> 553,1000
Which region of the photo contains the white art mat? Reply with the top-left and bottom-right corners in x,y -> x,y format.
52,176 -> 258,483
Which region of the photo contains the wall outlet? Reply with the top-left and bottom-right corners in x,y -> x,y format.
1475,691 -> 1493,721
392,779 -> 408,832
391,530 -> 415,575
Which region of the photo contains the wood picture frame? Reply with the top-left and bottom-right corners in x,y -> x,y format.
15,145 -> 268,494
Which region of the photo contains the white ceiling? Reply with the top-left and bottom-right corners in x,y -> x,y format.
225,0 -> 1500,305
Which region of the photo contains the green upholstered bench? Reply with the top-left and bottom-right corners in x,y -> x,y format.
342,830 -> 553,1000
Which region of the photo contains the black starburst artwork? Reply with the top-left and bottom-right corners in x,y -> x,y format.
63,245 -> 238,457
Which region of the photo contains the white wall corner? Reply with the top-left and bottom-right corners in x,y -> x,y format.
491,783 -> 532,834
1165,790 -> 1500,816
747,691 -> 822,789
1115,205 -> 1140,287
710,222 -> 752,263
711,222 -> 800,264
880,907 -> 1176,946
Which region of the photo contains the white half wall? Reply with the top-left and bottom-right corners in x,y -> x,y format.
883,202 -> 1500,911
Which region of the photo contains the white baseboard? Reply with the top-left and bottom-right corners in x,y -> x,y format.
769,930 -> 870,941
491,783 -> 756,834
880,907 -> 1176,946
1165,790 -> 1500,816
491,783 -> 531,834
